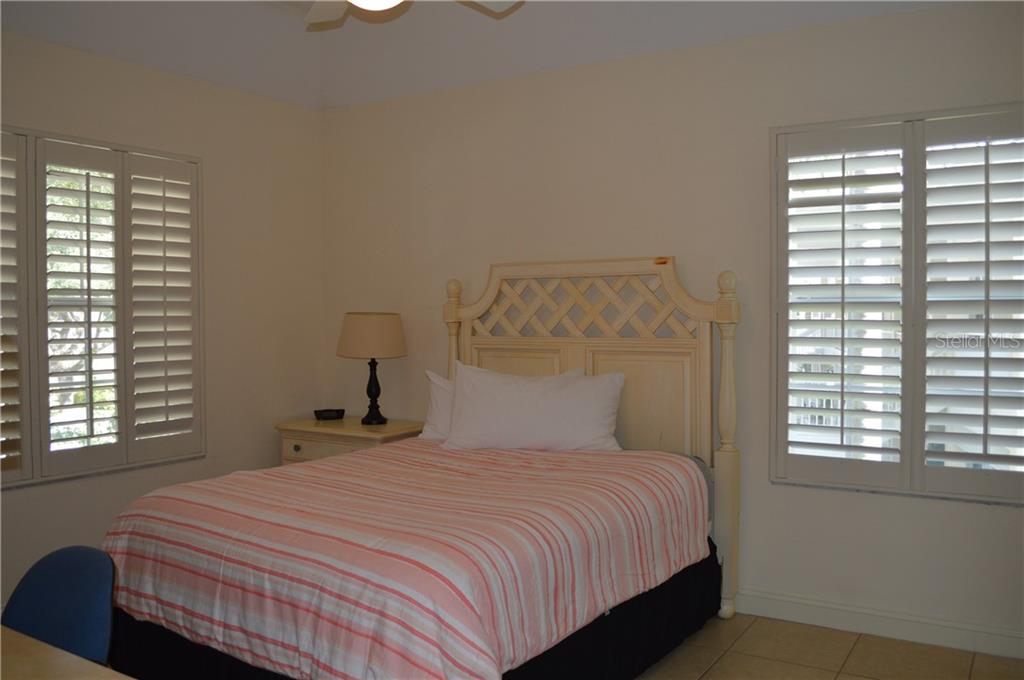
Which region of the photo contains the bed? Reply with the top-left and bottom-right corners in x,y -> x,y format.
105,257 -> 742,679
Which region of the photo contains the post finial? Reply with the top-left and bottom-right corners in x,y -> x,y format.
446,278 -> 463,302
718,270 -> 737,298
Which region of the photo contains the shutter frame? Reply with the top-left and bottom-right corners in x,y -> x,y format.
35,138 -> 127,476
1,132 -> 33,483
776,121 -> 907,490
921,109 -> 1024,499
125,153 -> 202,462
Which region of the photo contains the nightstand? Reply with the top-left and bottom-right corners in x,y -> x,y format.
275,418 -> 423,465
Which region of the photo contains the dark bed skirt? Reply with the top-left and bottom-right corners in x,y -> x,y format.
110,539 -> 721,680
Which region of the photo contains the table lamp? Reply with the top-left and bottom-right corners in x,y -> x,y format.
336,312 -> 407,425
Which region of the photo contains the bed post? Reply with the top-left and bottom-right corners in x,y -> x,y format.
713,271 -> 740,619
445,279 -> 463,380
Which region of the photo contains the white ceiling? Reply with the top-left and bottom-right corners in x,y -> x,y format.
2,1 -> 933,110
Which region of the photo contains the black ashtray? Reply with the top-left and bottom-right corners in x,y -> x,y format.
314,409 -> 345,421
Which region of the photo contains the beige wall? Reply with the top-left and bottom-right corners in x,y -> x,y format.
1,34 -> 326,599
319,4 -> 1023,654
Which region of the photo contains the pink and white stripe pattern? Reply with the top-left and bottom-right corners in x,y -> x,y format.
103,439 -> 709,680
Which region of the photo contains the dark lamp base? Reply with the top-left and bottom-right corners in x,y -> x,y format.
362,357 -> 388,425
361,406 -> 388,426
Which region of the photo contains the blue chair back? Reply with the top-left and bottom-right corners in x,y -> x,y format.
2,545 -> 115,664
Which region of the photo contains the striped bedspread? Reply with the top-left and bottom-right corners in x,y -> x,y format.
102,438 -> 710,680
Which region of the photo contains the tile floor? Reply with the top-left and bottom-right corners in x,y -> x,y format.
641,615 -> 1023,680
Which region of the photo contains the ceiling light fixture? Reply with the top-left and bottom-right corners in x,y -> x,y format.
347,0 -> 404,11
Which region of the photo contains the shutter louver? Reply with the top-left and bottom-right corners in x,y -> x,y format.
42,144 -> 121,453
1,132 -> 26,468
785,141 -> 904,465
128,154 -> 199,447
924,130 -> 1024,473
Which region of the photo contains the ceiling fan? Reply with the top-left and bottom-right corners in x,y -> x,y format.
306,0 -> 526,32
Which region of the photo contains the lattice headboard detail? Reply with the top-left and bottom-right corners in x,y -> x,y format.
441,256 -> 742,620
473,275 -> 699,340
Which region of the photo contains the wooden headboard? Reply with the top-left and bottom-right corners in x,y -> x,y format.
442,256 -> 741,619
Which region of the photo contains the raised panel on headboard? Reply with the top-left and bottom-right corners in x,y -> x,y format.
589,341 -> 710,457
470,342 -> 567,376
442,257 -> 740,620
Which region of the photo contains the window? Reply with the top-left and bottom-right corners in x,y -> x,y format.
771,104 -> 1023,504
1,130 -> 202,485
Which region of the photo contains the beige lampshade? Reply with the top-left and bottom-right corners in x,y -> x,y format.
336,312 -> 407,359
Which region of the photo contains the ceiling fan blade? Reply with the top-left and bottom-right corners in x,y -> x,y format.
306,1 -> 347,25
306,0 -> 516,33
457,0 -> 525,21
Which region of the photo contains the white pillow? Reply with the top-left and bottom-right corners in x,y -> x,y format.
444,362 -> 624,451
420,370 -> 454,441
420,363 -> 584,441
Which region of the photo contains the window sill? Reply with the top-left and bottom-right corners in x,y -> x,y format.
770,476 -> 1024,508
1,452 -> 205,490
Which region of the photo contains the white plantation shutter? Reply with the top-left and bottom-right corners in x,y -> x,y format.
37,140 -> 125,475
922,111 -> 1024,498
774,105 -> 1023,503
1,128 -> 202,486
127,153 -> 201,460
1,132 -> 32,481
777,123 -> 906,489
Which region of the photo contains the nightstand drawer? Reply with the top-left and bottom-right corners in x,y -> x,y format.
281,437 -> 367,463
276,419 -> 423,467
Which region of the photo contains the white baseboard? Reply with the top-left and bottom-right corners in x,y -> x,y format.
736,588 -> 1024,659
